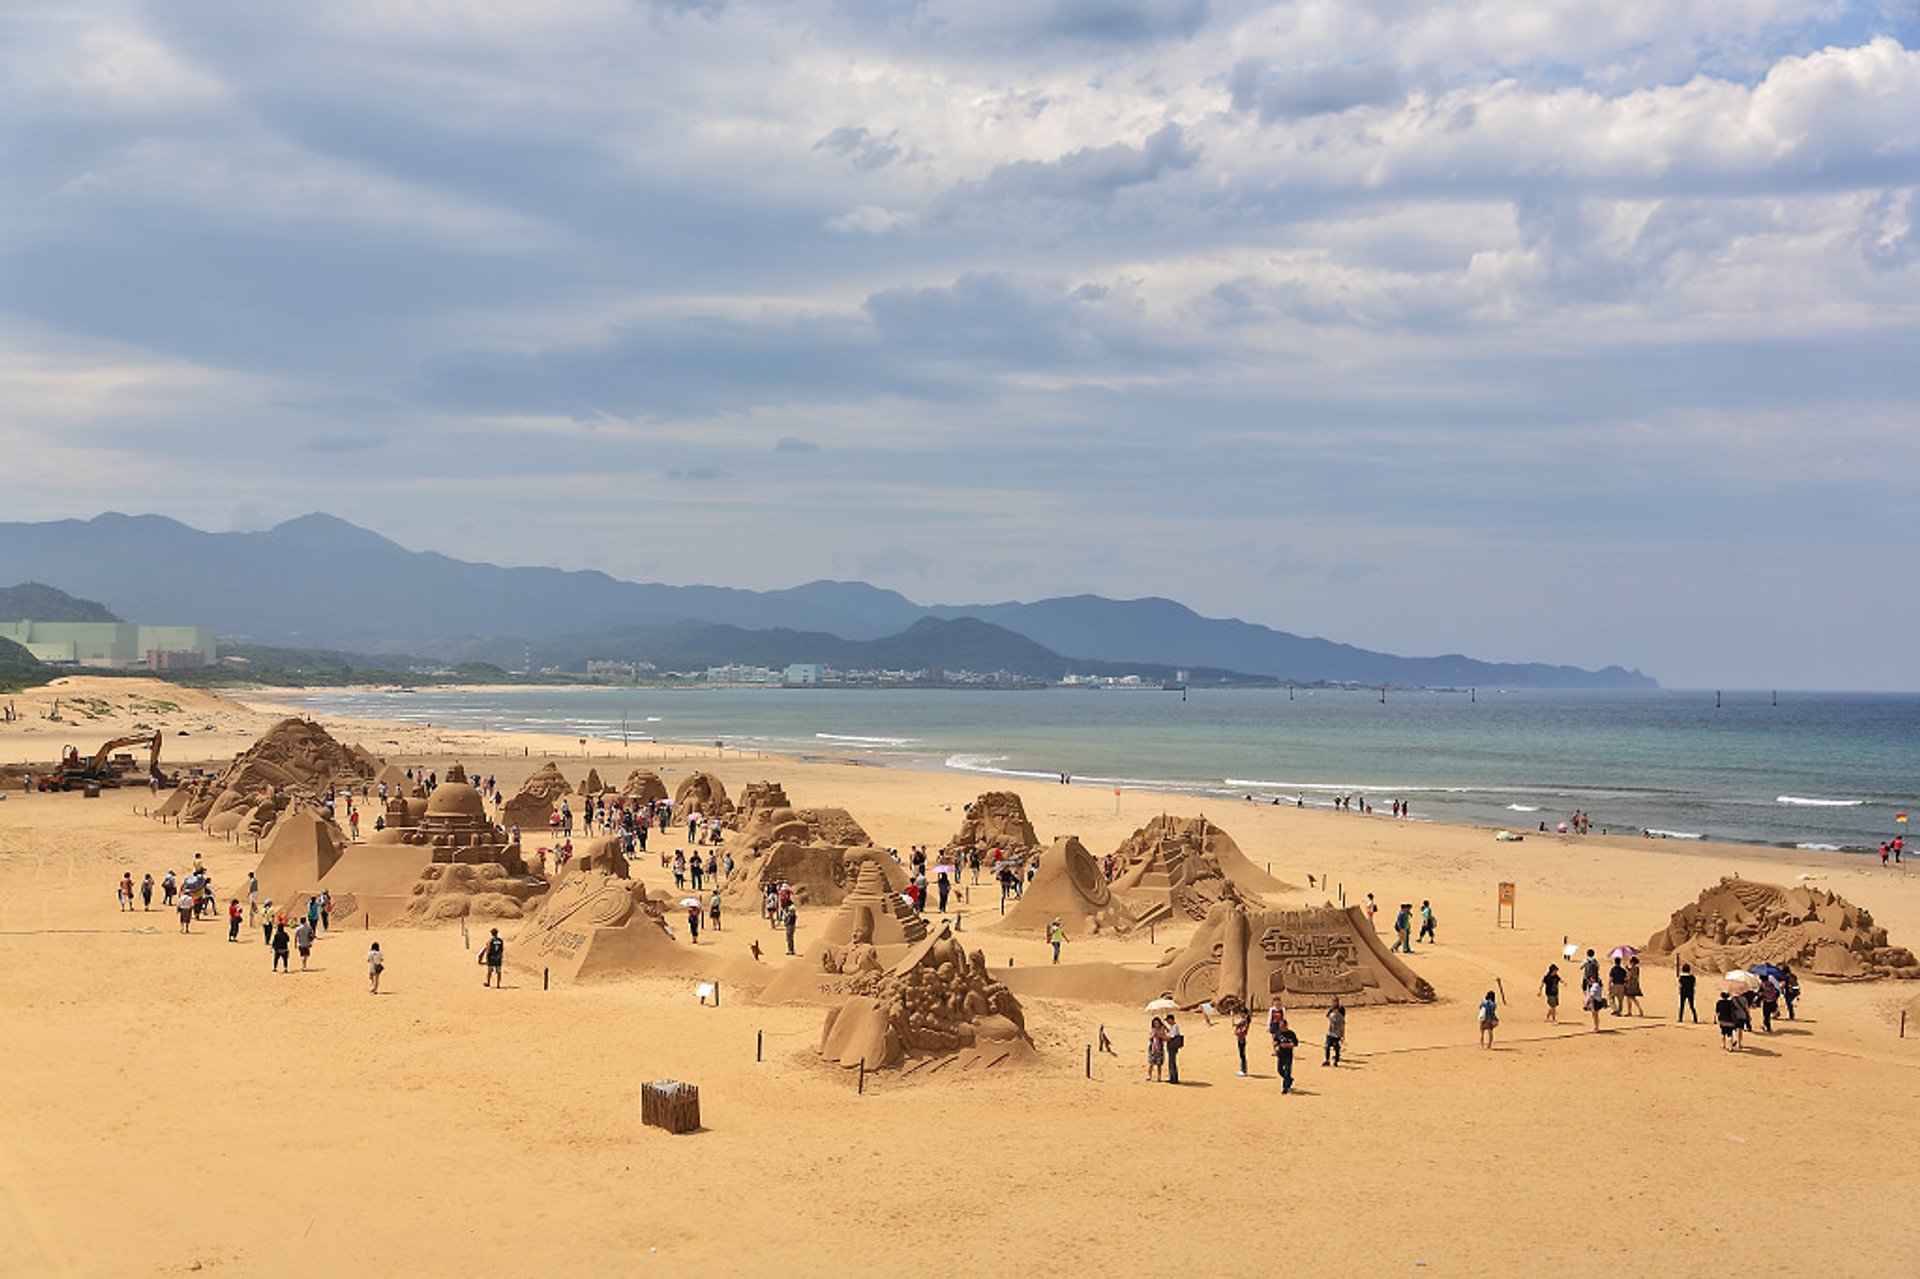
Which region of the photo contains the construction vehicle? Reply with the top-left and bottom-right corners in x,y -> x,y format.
36,732 -> 167,792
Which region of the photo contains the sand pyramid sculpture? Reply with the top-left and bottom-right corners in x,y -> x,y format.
1157,900 -> 1436,1010
251,807 -> 347,902
1644,877 -> 1918,980
942,791 -> 1042,859
818,925 -> 1035,1072
821,855 -> 928,948
1110,816 -> 1293,925
999,836 -> 1140,936
579,767 -> 605,795
621,769 -> 668,802
515,839 -> 691,981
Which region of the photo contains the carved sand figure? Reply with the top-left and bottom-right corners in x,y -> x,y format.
998,836 -> 1140,936
1644,877 -> 1918,980
942,791 -> 1042,863
514,842 -> 695,982
1155,900 -> 1437,1010
817,924 -> 1035,1072
673,771 -> 732,819
501,761 -> 573,832
1107,815 -> 1295,925
167,717 -> 378,835
620,769 -> 668,803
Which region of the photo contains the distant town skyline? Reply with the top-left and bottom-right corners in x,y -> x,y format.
2,3 -> 1915,690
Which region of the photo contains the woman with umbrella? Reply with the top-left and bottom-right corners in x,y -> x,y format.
1145,1012 -> 1169,1082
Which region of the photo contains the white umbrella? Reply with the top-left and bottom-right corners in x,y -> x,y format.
1724,969 -> 1760,991
679,897 -> 702,908
1145,997 -> 1178,1012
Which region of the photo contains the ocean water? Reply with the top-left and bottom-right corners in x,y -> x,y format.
289,687 -> 1918,854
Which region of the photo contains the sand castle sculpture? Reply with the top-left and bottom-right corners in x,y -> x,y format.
761,856 -> 930,1003
817,925 -> 1035,1072
1000,836 -> 1141,936
622,769 -> 668,802
501,761 -> 572,831
714,780 -> 887,908
160,717 -> 376,835
942,791 -> 1043,861
673,771 -> 732,817
1644,878 -> 1919,980
1108,815 -> 1293,925
513,837 -> 691,980
1156,900 -> 1437,1009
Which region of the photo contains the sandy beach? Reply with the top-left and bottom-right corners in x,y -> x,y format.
3,677 -> 1918,1277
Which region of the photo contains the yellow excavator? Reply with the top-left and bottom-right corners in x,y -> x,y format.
36,732 -> 167,792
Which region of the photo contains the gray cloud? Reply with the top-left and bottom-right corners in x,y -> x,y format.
774,435 -> 820,452
303,433 -> 387,453
1229,59 -> 1408,120
814,126 -> 906,171
962,123 -> 1198,204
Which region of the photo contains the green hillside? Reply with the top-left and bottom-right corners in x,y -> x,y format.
0,581 -> 121,623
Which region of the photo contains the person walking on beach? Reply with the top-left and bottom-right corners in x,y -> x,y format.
270,921 -> 291,972
1540,963 -> 1563,1022
1625,956 -> 1645,1016
481,928 -> 505,986
1323,999 -> 1346,1066
162,870 -> 177,907
1147,1017 -> 1167,1082
1364,894 -> 1377,928
783,903 -> 798,955
227,897 -> 243,943
1607,956 -> 1628,1016
176,888 -> 194,934
1163,1012 -> 1184,1084
1417,900 -> 1436,944
366,942 -> 385,993
246,873 -> 259,925
1391,904 -> 1414,953
140,873 -> 154,911
1677,964 -> 1698,1021
320,889 -> 331,932
1478,990 -> 1499,1048
1048,919 -> 1067,964
1272,1016 -> 1300,1092
1580,949 -> 1600,990
1758,975 -> 1780,1032
117,873 -> 134,912
709,889 -> 722,932
1714,990 -> 1740,1051
291,917 -> 313,968
1584,977 -> 1605,1030
1780,965 -> 1799,1019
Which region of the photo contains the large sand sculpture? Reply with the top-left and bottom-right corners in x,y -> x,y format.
514,838 -> 692,980
817,925 -> 1035,1072
501,761 -> 571,831
673,771 -> 731,817
251,808 -> 346,902
397,862 -> 544,926
163,717 -> 376,834
999,836 -> 1140,936
761,856 -> 929,1003
1158,901 -> 1436,1009
1644,877 -> 1919,980
942,791 -> 1041,859
579,767 -> 605,796
621,769 -> 668,802
1109,816 -> 1293,924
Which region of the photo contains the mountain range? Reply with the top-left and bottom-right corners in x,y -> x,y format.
0,513 -> 1656,687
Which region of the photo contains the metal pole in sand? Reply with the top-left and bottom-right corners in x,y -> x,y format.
757,1030 -> 763,1062
858,1059 -> 866,1094
1085,1045 -> 1091,1078
544,967 -> 550,991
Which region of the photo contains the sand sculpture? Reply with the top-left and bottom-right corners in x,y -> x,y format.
673,771 -> 731,817
1644,878 -> 1919,979
817,925 -> 1035,1071
1109,815 -> 1293,924
579,767 -> 604,796
501,761 -> 572,831
164,717 -> 376,833
384,766 -> 524,873
251,808 -> 346,901
1000,836 -> 1141,936
621,769 -> 668,802
942,791 -> 1041,860
726,838 -> 906,911
819,855 -> 928,949
514,838 -> 691,980
398,862 -> 544,925
1158,901 -> 1436,1009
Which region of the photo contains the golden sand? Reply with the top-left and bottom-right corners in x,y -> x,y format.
2,678 -> 1917,1276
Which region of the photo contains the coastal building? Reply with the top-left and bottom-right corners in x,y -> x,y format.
0,620 -> 217,669
704,663 -> 778,686
784,663 -> 824,686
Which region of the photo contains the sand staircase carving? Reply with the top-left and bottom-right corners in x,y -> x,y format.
825,855 -> 928,948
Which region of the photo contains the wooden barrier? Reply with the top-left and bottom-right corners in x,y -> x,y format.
640,1081 -> 701,1134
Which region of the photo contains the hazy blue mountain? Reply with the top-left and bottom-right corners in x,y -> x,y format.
0,581 -> 121,623
0,512 -> 1655,687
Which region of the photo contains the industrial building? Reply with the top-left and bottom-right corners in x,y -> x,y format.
0,620 -> 218,670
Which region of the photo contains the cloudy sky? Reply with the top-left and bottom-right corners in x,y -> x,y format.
3,1 -> 1916,688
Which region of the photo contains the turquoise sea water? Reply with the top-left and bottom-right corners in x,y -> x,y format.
290,687 -> 1917,854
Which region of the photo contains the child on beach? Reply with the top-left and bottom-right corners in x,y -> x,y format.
367,942 -> 385,993
1478,991 -> 1499,1048
1539,964 -> 1561,1022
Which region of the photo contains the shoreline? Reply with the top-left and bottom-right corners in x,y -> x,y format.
255,684 -> 1903,866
